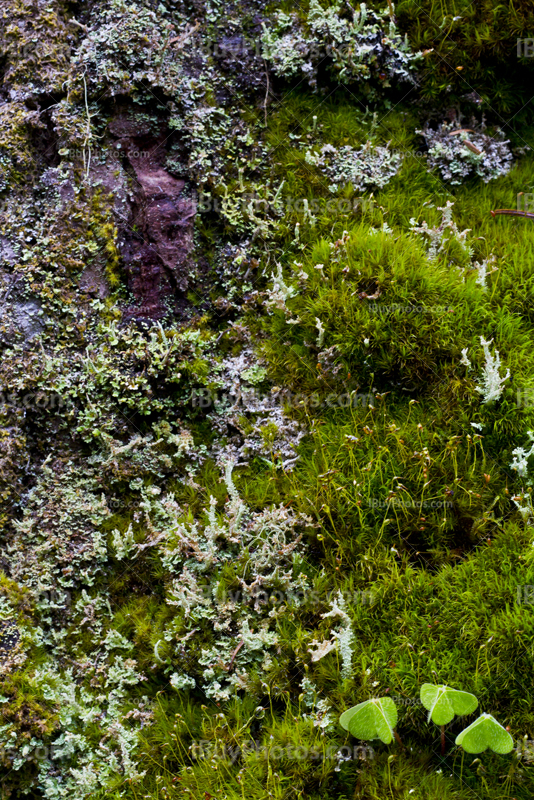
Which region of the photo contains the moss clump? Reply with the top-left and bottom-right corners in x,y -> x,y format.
396,0 -> 534,117
87,190 -> 122,289
0,103 -> 41,193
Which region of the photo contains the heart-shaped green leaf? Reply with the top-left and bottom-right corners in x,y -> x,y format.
339,697 -> 398,744
340,700 -> 377,739
455,713 -> 514,754
420,684 -> 478,725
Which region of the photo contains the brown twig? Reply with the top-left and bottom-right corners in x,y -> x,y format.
264,61 -> 270,127
226,639 -> 245,671
447,129 -> 482,154
463,141 -> 482,155
169,22 -> 200,47
393,730 -> 404,750
491,209 -> 534,220
69,18 -> 90,32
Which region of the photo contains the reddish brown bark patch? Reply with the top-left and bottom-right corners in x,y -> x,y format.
109,115 -> 195,320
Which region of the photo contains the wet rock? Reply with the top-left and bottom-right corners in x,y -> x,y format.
0,274 -> 44,344
78,263 -> 109,300
0,237 -> 18,266
78,160 -> 131,300
40,166 -> 75,210
214,34 -> 266,95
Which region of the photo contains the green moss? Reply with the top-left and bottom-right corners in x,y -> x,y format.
396,0 -> 534,117
1,0 -> 534,798
0,103 -> 40,193
87,189 -> 122,290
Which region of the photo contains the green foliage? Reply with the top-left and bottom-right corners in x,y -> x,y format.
455,713 -> 514,754
1,0 -> 534,798
420,684 -> 478,726
339,696 -> 398,744
396,0 -> 534,117
262,1 -> 423,97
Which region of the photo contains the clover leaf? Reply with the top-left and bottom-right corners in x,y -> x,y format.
420,683 -> 478,725
455,713 -> 514,754
339,697 -> 398,745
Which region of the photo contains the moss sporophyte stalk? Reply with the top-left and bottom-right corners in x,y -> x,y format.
0,0 -> 534,797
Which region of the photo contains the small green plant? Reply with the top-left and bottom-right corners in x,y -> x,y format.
455,713 -> 514,755
420,683 -> 478,754
339,697 -> 401,746
340,685 -> 514,762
